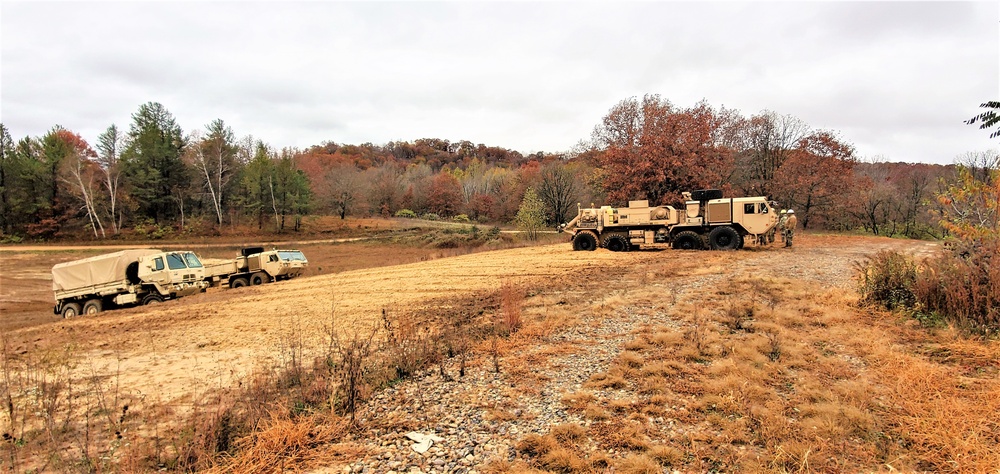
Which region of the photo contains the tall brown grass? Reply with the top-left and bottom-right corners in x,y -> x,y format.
857,242 -> 1000,334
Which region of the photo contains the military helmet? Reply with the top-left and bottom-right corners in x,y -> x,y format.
787,209 -> 795,214
780,209 -> 787,214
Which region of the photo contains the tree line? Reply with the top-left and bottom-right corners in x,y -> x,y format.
0,97 -> 994,241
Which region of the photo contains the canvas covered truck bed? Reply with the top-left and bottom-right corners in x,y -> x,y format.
52,249 -> 161,293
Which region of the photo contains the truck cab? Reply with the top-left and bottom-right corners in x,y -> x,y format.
137,251 -> 206,288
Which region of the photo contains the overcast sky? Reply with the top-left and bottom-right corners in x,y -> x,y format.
2,1 -> 997,164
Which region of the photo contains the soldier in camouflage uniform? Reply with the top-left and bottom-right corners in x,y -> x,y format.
784,209 -> 798,247
778,210 -> 788,244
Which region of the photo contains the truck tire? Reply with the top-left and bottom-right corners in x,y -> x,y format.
709,226 -> 742,250
230,277 -> 250,288
572,231 -> 598,251
142,294 -> 163,305
61,302 -> 82,318
672,231 -> 703,250
603,233 -> 630,252
83,299 -> 103,315
250,272 -> 269,286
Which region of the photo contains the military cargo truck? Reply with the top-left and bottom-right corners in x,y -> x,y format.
202,247 -> 308,288
52,249 -> 209,317
560,189 -> 778,251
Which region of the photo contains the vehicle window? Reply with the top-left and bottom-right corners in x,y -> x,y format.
183,252 -> 203,268
277,251 -> 306,261
269,254 -> 279,262
166,253 -> 186,270
760,203 -> 769,213
153,257 -> 164,271
744,203 -> 756,214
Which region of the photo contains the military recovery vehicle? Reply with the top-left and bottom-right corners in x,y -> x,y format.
52,249 -> 210,317
202,247 -> 308,288
560,189 -> 778,251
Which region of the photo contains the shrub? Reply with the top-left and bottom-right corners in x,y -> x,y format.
857,244 -> 1000,333
421,213 -> 440,221
855,250 -> 917,311
913,240 -> 1000,333
452,214 -> 471,223
394,209 -> 417,218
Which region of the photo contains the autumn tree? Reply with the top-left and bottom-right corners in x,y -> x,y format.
366,162 -> 404,217
592,95 -> 735,206
426,171 -> 463,217
732,111 -> 809,197
56,130 -> 106,238
852,157 -> 896,235
772,131 -> 857,229
323,163 -> 365,219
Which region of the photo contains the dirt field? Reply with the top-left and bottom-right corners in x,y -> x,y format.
1,233 -> 939,409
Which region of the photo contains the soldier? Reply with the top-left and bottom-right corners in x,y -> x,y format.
784,209 -> 798,247
778,210 -> 788,244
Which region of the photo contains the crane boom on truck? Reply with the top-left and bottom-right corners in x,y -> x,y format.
559,189 -> 778,251
52,249 -> 209,318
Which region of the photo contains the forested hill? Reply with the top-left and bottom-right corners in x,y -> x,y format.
0,96 -> 989,242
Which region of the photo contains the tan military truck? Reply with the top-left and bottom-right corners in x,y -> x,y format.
202,247 -> 308,288
560,189 -> 779,251
52,249 -> 209,317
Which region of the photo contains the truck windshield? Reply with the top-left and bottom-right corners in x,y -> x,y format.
183,252 -> 204,268
277,250 -> 306,262
166,253 -> 187,270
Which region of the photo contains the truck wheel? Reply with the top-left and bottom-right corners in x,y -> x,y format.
672,231 -> 703,250
709,226 -> 742,250
603,233 -> 630,252
142,294 -> 163,305
250,272 -> 269,285
61,302 -> 82,318
572,231 -> 598,251
83,299 -> 103,315
230,277 -> 250,288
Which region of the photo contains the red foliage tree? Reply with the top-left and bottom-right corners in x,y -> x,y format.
773,131 -> 857,229
425,171 -> 463,217
592,95 -> 735,206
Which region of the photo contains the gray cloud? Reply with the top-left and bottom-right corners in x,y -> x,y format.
1,1 -> 996,163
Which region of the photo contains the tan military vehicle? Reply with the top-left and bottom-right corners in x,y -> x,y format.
560,189 -> 778,251
202,247 -> 308,288
52,249 -> 209,317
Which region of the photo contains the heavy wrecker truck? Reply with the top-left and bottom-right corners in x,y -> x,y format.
202,247 -> 308,288
560,189 -> 778,251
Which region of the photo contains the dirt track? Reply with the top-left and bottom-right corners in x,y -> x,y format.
2,235 -> 941,407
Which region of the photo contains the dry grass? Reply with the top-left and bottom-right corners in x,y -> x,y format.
517,258 -> 1000,473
